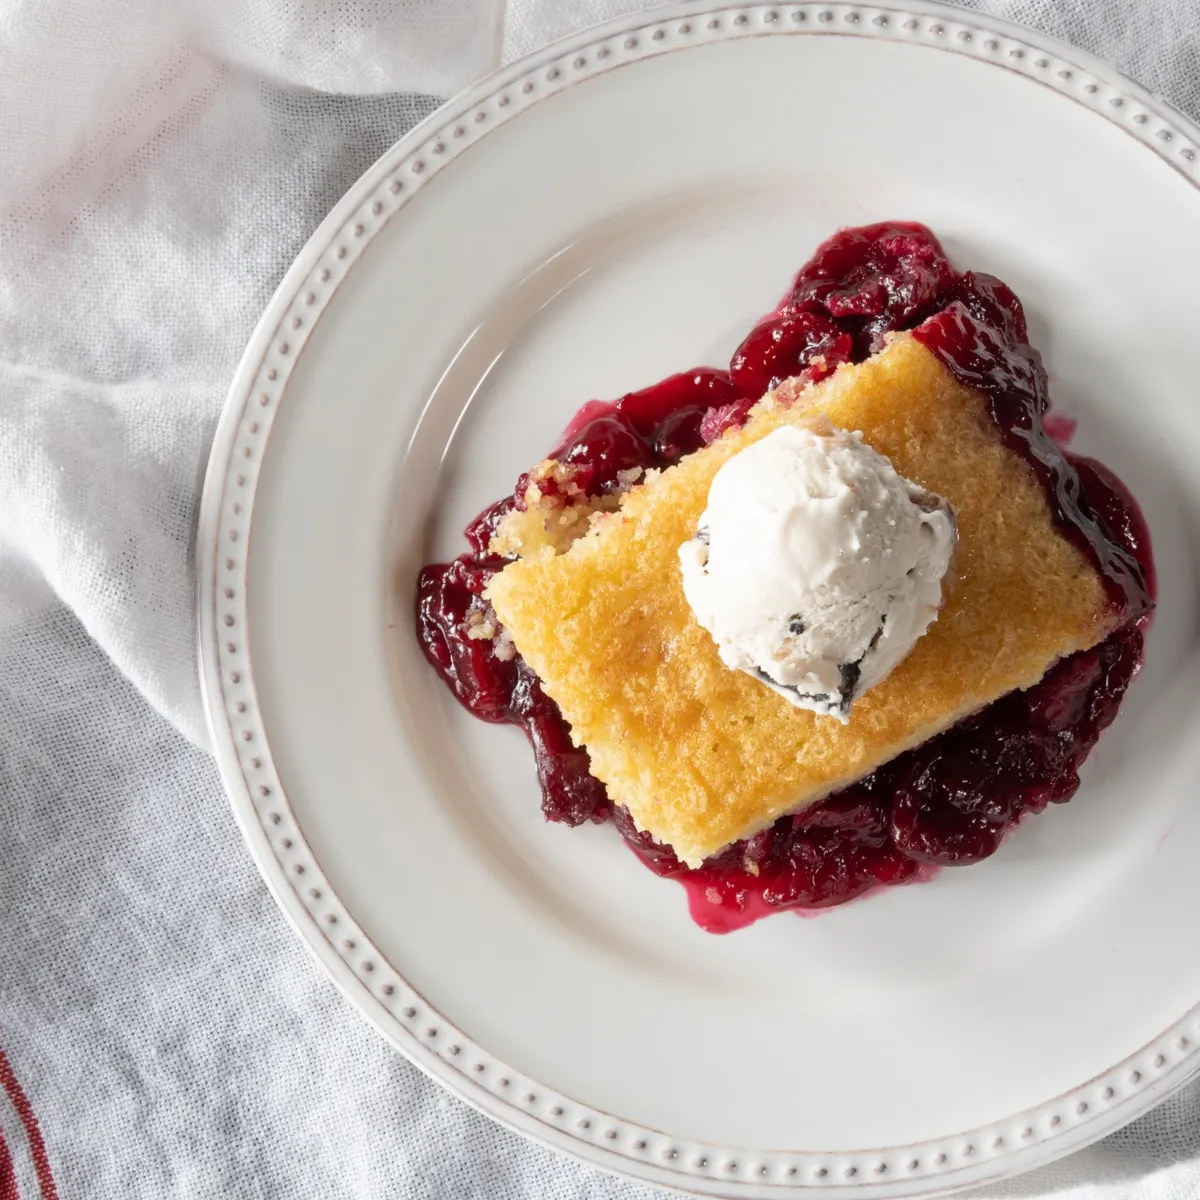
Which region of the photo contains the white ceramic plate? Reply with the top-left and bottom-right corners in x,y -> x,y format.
198,4 -> 1200,1195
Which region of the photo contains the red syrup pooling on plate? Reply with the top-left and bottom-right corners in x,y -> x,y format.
416,222 -> 1155,932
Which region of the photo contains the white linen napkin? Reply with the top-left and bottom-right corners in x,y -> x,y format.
1,1 -> 1198,1197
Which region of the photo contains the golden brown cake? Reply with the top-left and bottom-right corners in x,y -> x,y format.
485,332 -> 1118,867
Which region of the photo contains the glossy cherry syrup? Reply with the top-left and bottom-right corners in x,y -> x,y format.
416,222 -> 1155,932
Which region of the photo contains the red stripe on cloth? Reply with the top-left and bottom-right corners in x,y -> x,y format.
0,1131 -> 19,1200
0,1049 -> 57,1200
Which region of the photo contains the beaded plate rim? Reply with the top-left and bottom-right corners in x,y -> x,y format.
197,3 -> 1200,1195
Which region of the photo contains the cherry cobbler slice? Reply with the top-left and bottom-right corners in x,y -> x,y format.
417,223 -> 1154,932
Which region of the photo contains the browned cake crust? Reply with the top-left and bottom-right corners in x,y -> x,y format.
486,334 -> 1117,867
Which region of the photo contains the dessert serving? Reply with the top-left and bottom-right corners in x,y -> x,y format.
417,222 -> 1155,932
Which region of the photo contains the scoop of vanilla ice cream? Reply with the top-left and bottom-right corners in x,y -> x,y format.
678,420 -> 956,721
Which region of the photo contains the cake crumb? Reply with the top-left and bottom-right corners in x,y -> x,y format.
493,628 -> 517,662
